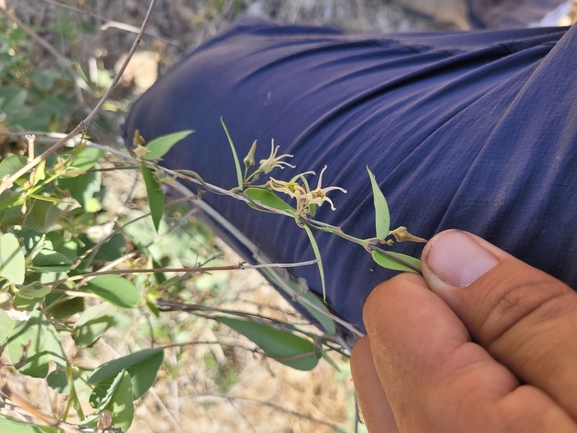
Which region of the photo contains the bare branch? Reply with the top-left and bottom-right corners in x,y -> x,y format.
44,259 -> 319,287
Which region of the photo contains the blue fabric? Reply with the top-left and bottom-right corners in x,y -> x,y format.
124,19 -> 577,333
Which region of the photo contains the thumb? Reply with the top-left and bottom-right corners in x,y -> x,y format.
421,229 -> 577,418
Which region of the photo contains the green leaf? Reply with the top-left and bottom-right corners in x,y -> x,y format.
0,87 -> 27,119
31,70 -> 55,91
80,19 -> 97,35
261,269 -> 335,334
366,166 -> 391,240
140,165 -> 164,233
0,232 -> 25,284
68,147 -> 105,171
30,250 -> 72,273
89,374 -> 119,409
0,417 -> 62,433
0,154 -> 27,179
44,294 -> 84,319
88,348 -> 164,400
84,275 -> 140,309
217,316 -> 319,371
244,188 -> 295,212
24,234 -> 46,267
47,367 -> 69,394
46,232 -> 78,262
23,199 -> 71,232
320,346 -> 340,371
34,160 -> 46,185
371,250 -> 421,274
8,27 -> 27,42
6,310 -> 67,378
77,232 -> 126,262
59,172 -> 101,211
73,303 -> 117,347
16,281 -> 52,300
0,310 -> 15,345
0,192 -> 22,212
105,371 -> 135,432
303,226 -> 326,301
220,118 -> 243,191
299,290 -> 336,335
143,130 -> 194,161
9,226 -> 46,254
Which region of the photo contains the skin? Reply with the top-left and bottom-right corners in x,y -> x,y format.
351,229 -> 577,432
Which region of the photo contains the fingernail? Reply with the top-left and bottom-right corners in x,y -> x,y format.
426,231 -> 499,288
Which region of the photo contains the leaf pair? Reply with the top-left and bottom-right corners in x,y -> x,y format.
367,167 -> 421,274
85,348 -> 164,432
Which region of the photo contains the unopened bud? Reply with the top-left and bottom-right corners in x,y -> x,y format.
243,140 -> 258,169
389,226 -> 427,243
133,129 -> 146,146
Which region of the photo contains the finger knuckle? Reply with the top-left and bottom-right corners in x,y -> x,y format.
478,269 -> 570,348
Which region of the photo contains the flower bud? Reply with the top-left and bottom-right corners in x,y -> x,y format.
243,140 -> 257,169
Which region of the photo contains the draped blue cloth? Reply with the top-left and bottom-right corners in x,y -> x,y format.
124,19 -> 577,333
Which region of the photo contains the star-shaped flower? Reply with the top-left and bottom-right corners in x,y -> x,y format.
258,140 -> 295,174
266,171 -> 315,200
306,165 -> 347,211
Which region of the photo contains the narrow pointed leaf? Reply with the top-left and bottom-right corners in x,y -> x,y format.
299,290 -> 336,335
244,188 -> 295,212
261,269 -> 336,335
304,226 -> 326,301
88,348 -> 163,400
140,164 -> 164,232
143,130 -> 194,161
220,118 -> 243,191
217,316 -> 319,371
320,346 -> 340,371
366,166 -> 390,240
84,275 -> 140,309
371,250 -> 421,274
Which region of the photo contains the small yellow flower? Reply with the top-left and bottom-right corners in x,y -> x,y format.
306,165 -> 347,211
266,171 -> 315,200
258,140 -> 295,174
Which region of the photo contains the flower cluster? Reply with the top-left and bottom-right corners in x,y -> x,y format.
266,165 -> 347,217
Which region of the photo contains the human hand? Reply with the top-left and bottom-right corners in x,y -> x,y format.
351,229 -> 577,432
